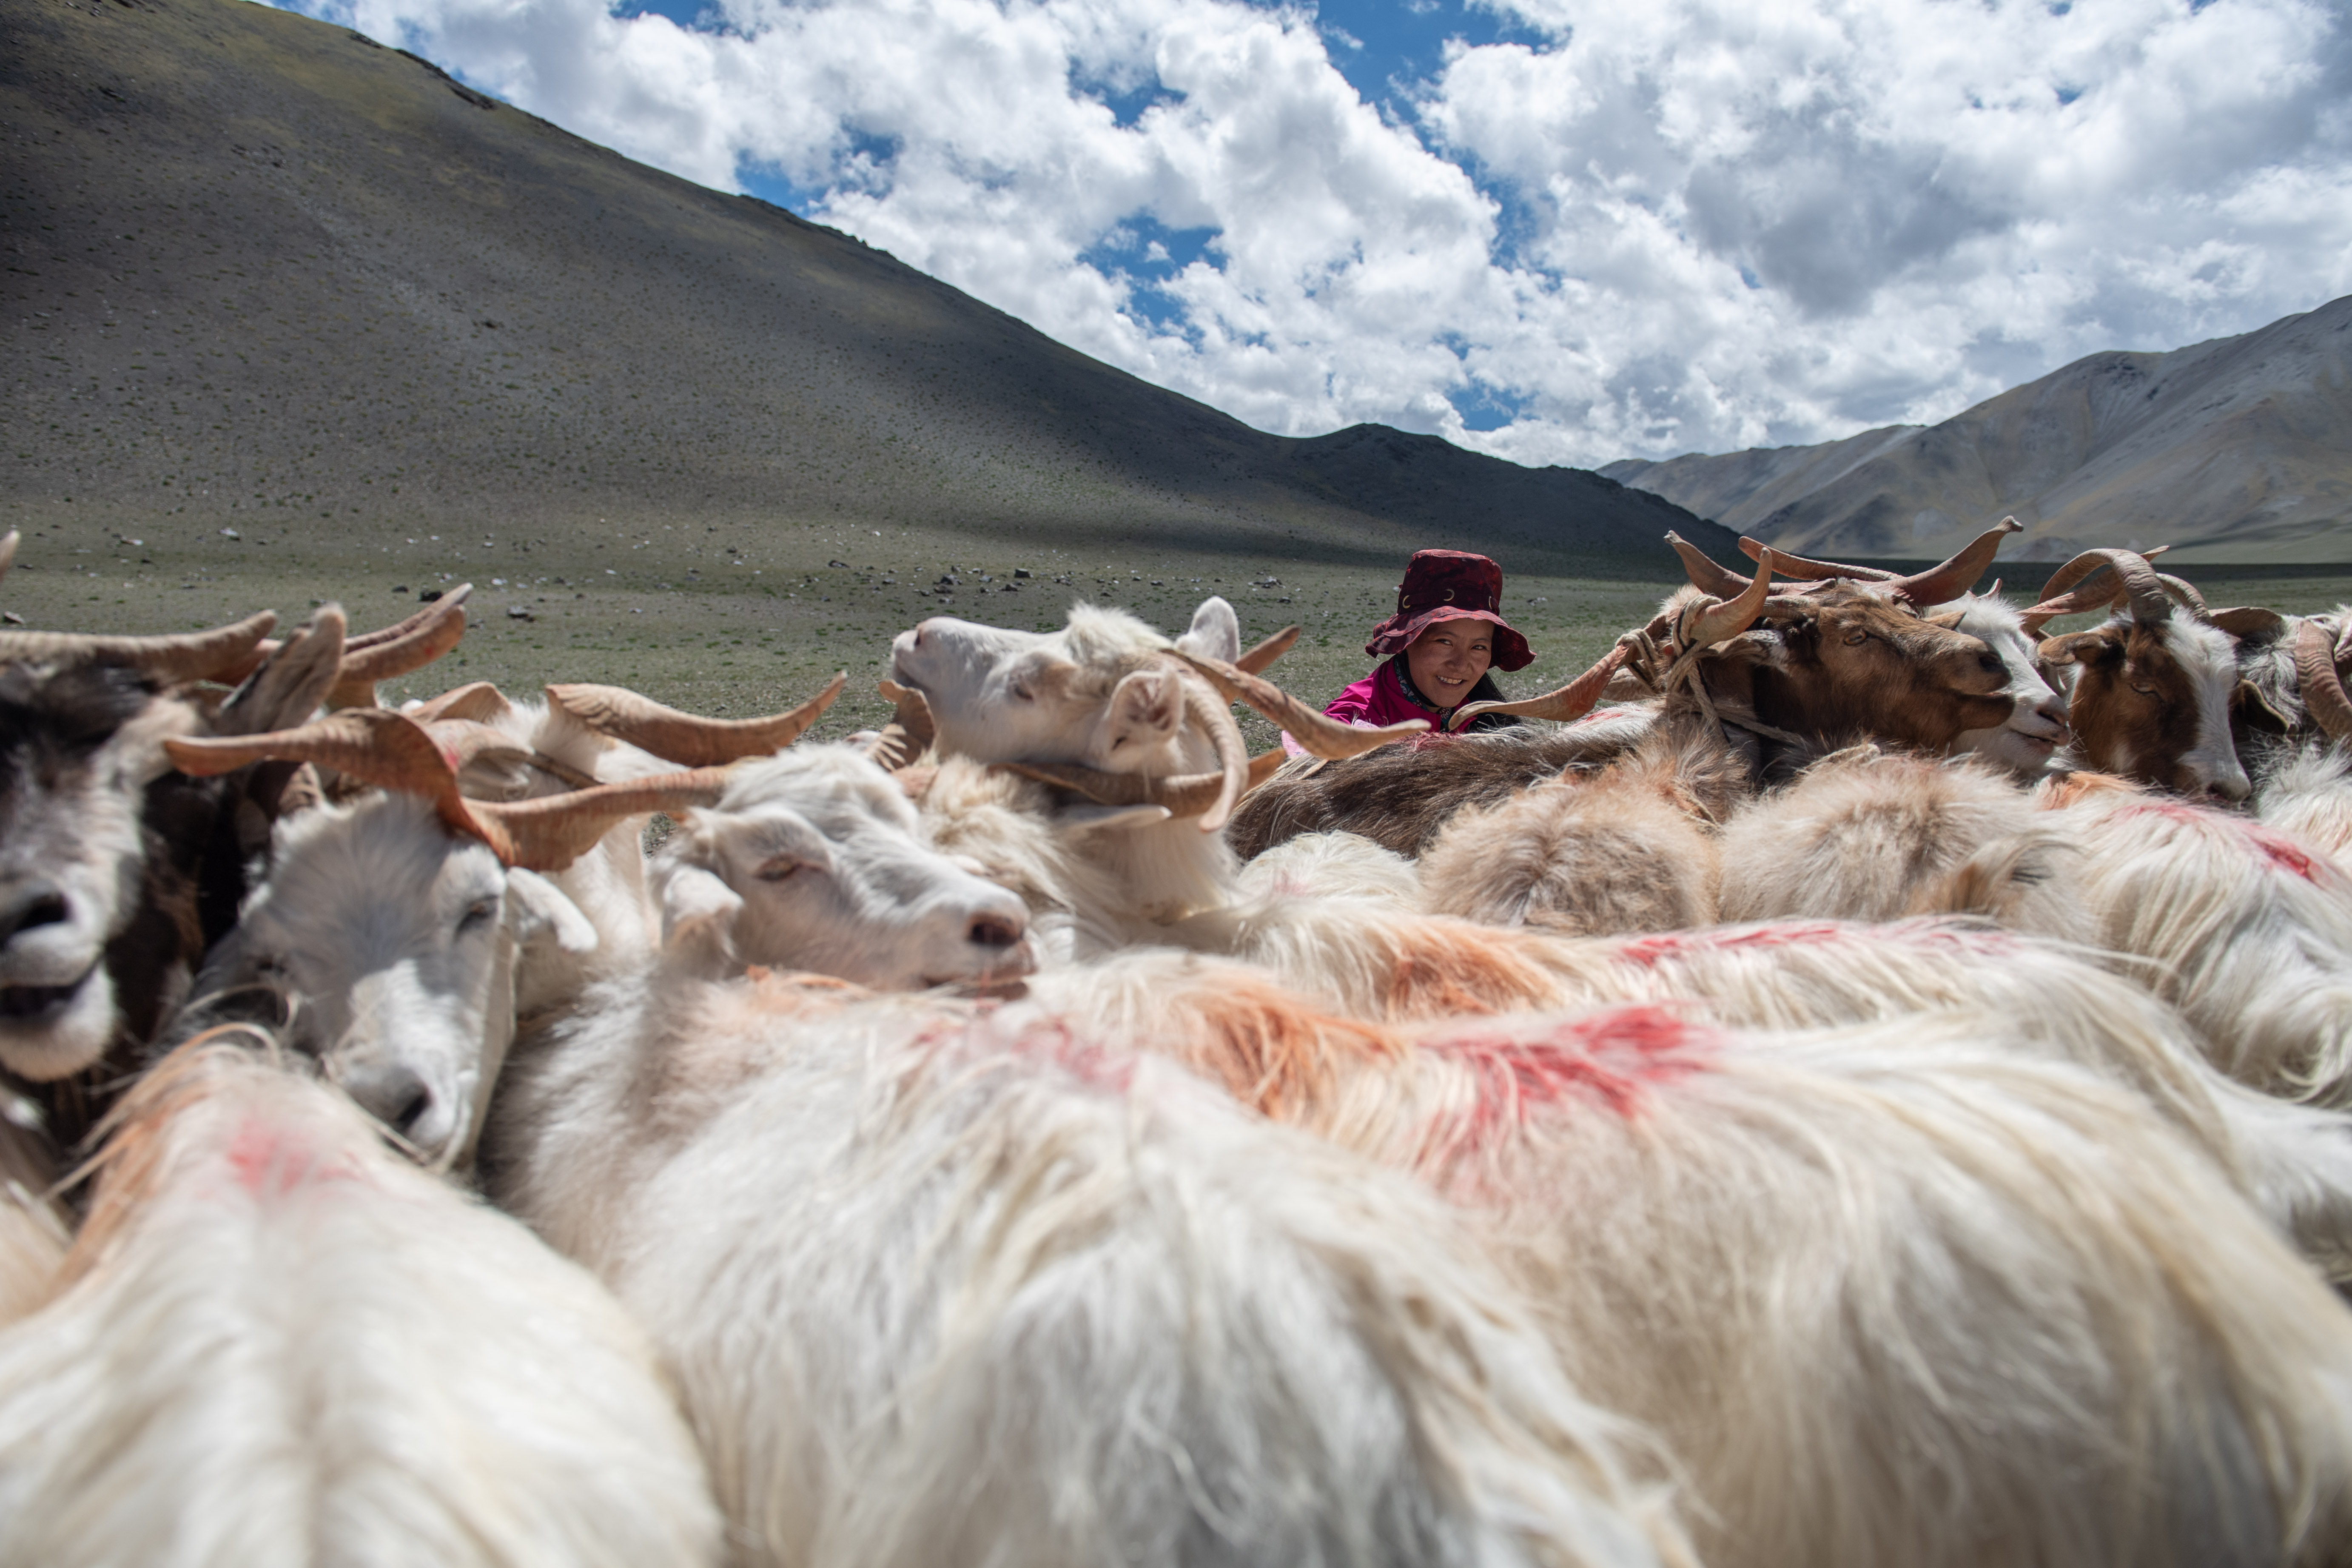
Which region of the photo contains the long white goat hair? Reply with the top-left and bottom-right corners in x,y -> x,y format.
2258,742 -> 2352,874
2057,795 -> 2352,1105
490,970 -> 1695,1568
1018,968 -> 2352,1568
0,1042 -> 723,1568
0,1102 -> 64,1328
1715,746 -> 2081,936
1067,915 -> 2352,1278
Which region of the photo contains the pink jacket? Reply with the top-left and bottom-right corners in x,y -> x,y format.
1281,657 -> 1515,755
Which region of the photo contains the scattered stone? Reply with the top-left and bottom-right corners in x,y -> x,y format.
0,612 -> 21,626
1013,568 -> 1031,578
419,589 -> 443,602
828,559 -> 849,568
392,585 -> 410,595
507,606 -> 532,620
219,527 -> 240,540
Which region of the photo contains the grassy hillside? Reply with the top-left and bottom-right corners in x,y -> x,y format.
0,0 -> 1747,737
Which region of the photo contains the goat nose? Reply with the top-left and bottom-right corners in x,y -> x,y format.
968,910 -> 1026,950
0,880 -> 70,946
342,1062 -> 435,1141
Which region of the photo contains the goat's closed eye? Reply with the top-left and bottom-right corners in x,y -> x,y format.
755,857 -> 803,882
456,899 -> 497,934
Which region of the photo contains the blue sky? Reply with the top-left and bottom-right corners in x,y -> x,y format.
280,0 -> 2352,467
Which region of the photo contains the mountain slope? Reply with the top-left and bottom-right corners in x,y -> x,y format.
1602,298 -> 2352,563
0,0 -> 1723,570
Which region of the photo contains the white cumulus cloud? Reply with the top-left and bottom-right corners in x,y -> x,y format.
275,0 -> 2352,466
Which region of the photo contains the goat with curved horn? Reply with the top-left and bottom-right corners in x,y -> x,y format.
1877,517 -> 2022,606
1235,625 -> 1301,674
1447,641 -> 1637,731
1169,650 -> 1428,759
2297,620 -> 2352,744
2211,606 -> 2289,640
547,672 -> 847,766
2033,549 -> 2175,629
996,749 -> 1287,818
1666,531 -> 1757,601
0,610 -> 279,684
408,680 -> 512,726
164,709 -> 733,872
1178,671 -> 1252,833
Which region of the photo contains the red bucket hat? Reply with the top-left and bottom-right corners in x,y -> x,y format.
1364,550 -> 1533,672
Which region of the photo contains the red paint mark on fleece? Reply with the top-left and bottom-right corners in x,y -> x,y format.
1431,1005 -> 1712,1130
2244,824 -> 2326,884
224,1115 -> 359,1196
2114,803 -> 2335,885
996,1016 -> 1139,1096
1617,922 -> 1852,966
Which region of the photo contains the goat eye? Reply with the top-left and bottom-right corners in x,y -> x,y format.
1843,630 -> 1869,646
756,857 -> 802,882
456,899 -> 496,933
2130,683 -> 2159,699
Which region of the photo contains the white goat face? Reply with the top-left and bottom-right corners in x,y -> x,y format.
212,794 -> 534,1169
652,747 -> 1034,990
1941,597 -> 2070,775
889,598 -> 1239,771
0,666 -> 194,1081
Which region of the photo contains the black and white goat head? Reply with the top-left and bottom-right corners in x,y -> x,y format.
0,610 -> 322,1100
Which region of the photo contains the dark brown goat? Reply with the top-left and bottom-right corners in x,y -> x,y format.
1224,710 -> 1662,859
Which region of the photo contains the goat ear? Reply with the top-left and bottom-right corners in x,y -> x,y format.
504,868 -> 599,954
658,864 -> 743,951
2036,631 -> 2111,666
1924,608 -> 1967,630
2233,679 -> 2297,734
1102,668 -> 1182,755
1175,597 -> 1242,664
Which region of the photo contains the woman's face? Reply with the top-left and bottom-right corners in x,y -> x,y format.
1406,620 -> 1494,705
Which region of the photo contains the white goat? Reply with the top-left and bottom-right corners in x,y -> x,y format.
1017,961 -> 2352,1568
1940,590 -> 2073,774
490,965 -> 1694,1568
2051,790 -> 2352,1104
1713,745 -> 2081,936
0,1040 -> 722,1568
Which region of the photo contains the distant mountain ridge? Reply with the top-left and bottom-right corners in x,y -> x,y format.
0,0 -> 1726,572
1603,297 -> 2352,564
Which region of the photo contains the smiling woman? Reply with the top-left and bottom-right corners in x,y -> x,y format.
1307,550 -> 1531,746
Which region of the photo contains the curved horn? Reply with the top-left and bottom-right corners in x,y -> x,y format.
0,530 -> 16,585
469,768 -> 736,871
408,680 -> 512,725
1680,551 -> 1777,649
2034,549 -> 2173,628
166,709 -> 732,869
327,588 -> 471,707
1168,649 -> 1427,758
1178,670 -> 1250,834
1735,537 -> 1896,583
2297,619 -> 2352,743
0,610 -> 280,683
546,672 -> 847,766
1235,625 -> 1301,675
2154,572 -> 2209,621
1666,531 -> 1756,600
995,750 -> 1284,819
1881,517 -> 2021,606
1448,640 -> 1635,731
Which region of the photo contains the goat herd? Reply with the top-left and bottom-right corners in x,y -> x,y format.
7,515 -> 2352,1567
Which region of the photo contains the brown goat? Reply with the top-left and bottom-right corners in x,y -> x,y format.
1224,709 -> 1661,859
